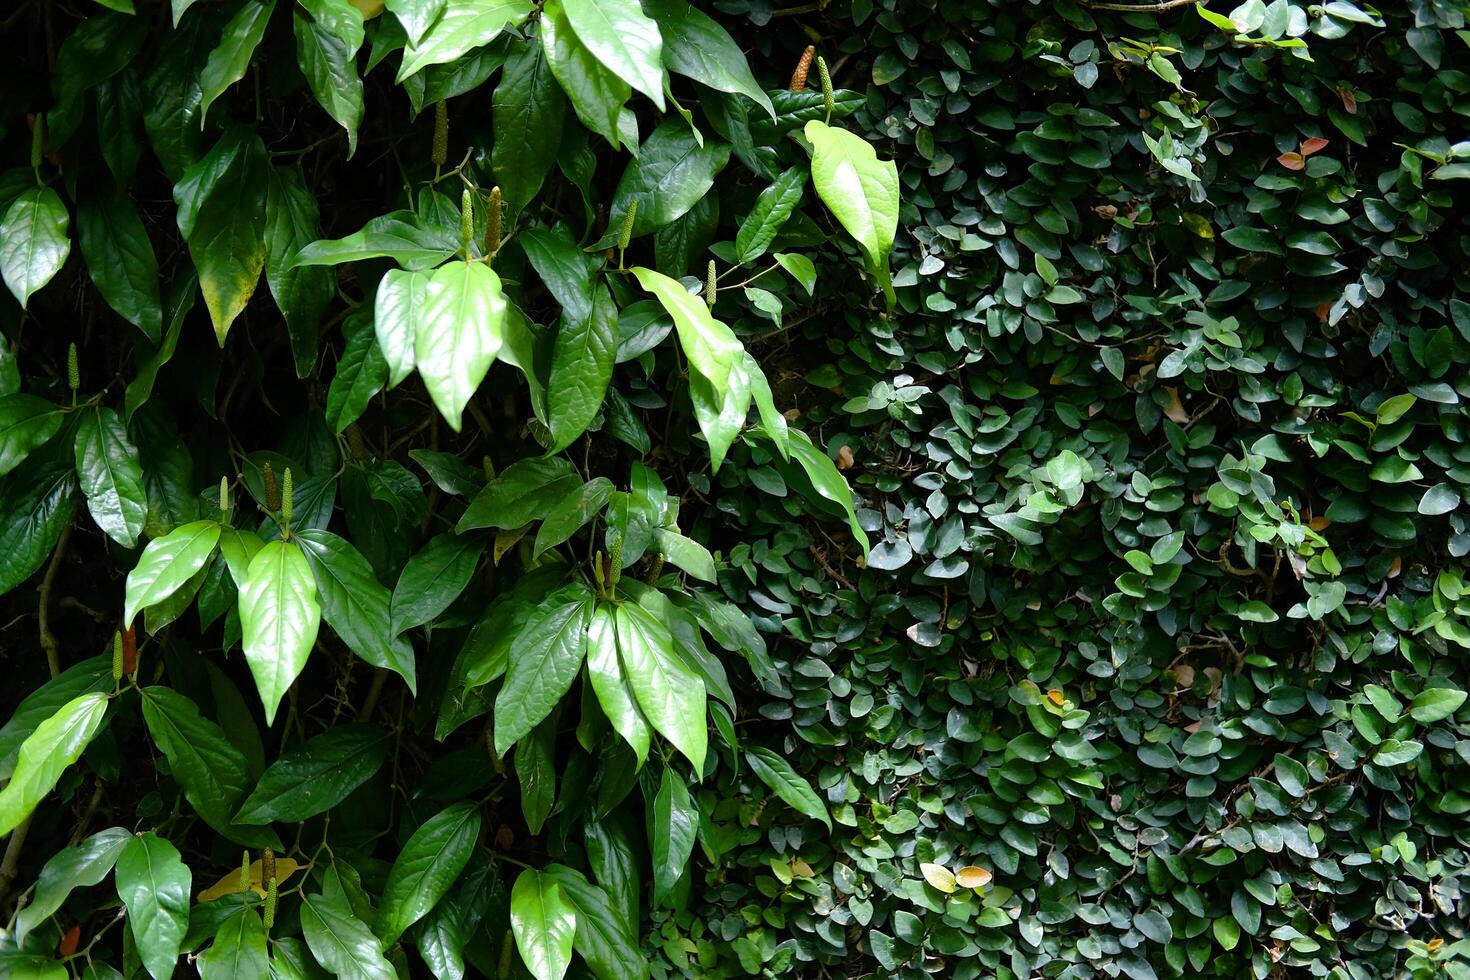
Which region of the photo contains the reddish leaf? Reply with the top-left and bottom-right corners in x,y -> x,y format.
60,924 -> 81,957
1300,137 -> 1329,156
1277,152 -> 1305,171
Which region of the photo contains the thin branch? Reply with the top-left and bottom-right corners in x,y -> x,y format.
1089,0 -> 1198,11
38,517 -> 72,681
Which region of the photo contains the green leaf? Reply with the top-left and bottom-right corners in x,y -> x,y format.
398,0 -> 533,79
300,887 -> 395,980
1410,688 -> 1467,723
239,539 -> 321,726
385,0 -> 444,44
0,394 -> 64,478
786,428 -> 868,555
533,477 -> 615,558
689,353 -> 750,471
199,905 -> 269,980
518,224 -> 599,324
735,168 -> 806,265
629,267 -> 741,386
651,527 -> 716,583
296,529 -> 417,690
265,164 -> 335,378
641,0 -> 771,119
125,273 -> 197,422
492,38 -> 568,211
562,0 -> 663,109
542,865 -> 647,980
0,446 -> 77,598
390,532 -> 485,634
458,456 -> 580,531
77,189 -> 162,342
587,603 -> 651,763
744,745 -> 830,827
1220,226 -> 1282,255
0,692 -> 109,835
0,188 -> 71,309
615,601 -> 706,772
14,826 -> 131,941
547,288 -> 618,451
415,259 -> 506,431
803,120 -> 899,286
292,211 -> 460,270
495,590 -> 592,754
326,315 -> 389,434
374,268 -> 429,388
139,686 -> 279,847
74,406 -> 147,548
174,127 -> 270,343
517,717 -> 557,834
376,801 -> 483,945
114,833 -> 191,980
199,0 -> 277,122
604,120 -> 730,242
124,519 -> 221,627
234,723 -> 389,823
0,953 -> 67,979
509,869 -> 577,980
651,767 -> 697,905
0,656 -> 112,781
294,0 -> 366,156
541,0 -> 630,148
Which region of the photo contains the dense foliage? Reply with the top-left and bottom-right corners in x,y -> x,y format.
0,0 -> 881,977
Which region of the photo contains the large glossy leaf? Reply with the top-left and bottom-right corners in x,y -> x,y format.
735,167 -> 806,264
294,0 -> 366,156
199,905 -> 269,980
533,477 -> 614,558
509,869 -> 577,980
689,353 -> 750,471
0,693 -> 109,835
605,120 -> 730,242
615,602 -> 706,772
74,406 -> 147,548
325,315 -> 388,434
76,189 -> 162,341
413,859 -> 495,980
173,127 -> 270,343
457,456 -> 580,531
651,767 -> 697,905
540,0 -> 629,148
292,211 -> 460,270
390,532 -> 485,634
124,520 -> 221,627
543,865 -> 646,980
494,588 -> 592,754
0,656 -> 111,781
234,723 -> 390,823
265,164 -> 335,377
547,286 -> 618,451
398,0 -> 533,79
386,0 -> 445,44
376,801 -> 482,945
374,268 -> 429,388
0,187 -> 71,309
629,267 -> 740,387
14,827 -> 131,941
584,815 -> 639,929
586,604 -> 650,763
0,394 -> 64,478
114,833 -> 191,980
641,0 -> 771,118
239,539 -> 321,725
300,886 -> 395,980
784,427 -> 868,555
492,38 -> 567,210
518,224 -> 598,324
803,120 -> 899,290
561,0 -> 663,108
139,686 -> 280,847
296,529 -> 416,690
199,0 -> 277,121
0,446 -> 77,598
415,259 -> 506,431
517,718 -> 556,834
745,745 -> 831,828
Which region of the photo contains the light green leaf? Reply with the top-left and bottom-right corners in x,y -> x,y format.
562,0 -> 663,108
651,527 -> 715,582
689,354 -> 750,471
398,0 -> 533,80
743,352 -> 789,459
786,427 -> 868,556
234,723 -> 389,823
0,692 -> 109,834
803,120 -> 899,291
415,259 -> 506,431
300,887 -> 395,980
74,406 -> 147,548
77,190 -> 162,342
542,864 -> 647,980
745,745 -> 831,827
492,37 -> 568,211
541,0 -> 630,148
14,826 -> 131,941
494,591 -> 592,754
374,268 -> 429,388
1410,688 -> 1467,723
0,187 -> 71,309
629,266 -> 741,387
735,167 -> 806,264
386,0 -> 445,44
604,120 -> 730,242
651,767 -> 697,905
295,529 -> 417,690
239,539 -> 321,726
115,833 -> 191,980
377,801 -> 482,945
773,252 -> 816,295
124,520 -> 221,627
0,394 -> 64,478
615,601 -> 706,772
199,0 -> 278,123
587,603 -> 651,763
0,656 -> 112,782
510,869 -> 577,980
294,0 -> 366,156
199,905 -> 269,980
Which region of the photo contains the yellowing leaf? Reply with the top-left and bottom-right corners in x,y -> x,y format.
197,856 -> 301,901
955,866 -> 993,889
920,862 -> 956,893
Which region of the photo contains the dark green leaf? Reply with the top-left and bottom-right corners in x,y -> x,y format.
233,723 -> 390,823
376,801 -> 482,945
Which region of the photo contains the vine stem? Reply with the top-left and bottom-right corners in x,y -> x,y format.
1088,0 -> 1197,10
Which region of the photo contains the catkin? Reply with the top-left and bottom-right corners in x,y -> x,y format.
460,187 -> 474,251
30,113 -> 43,169
112,632 -> 123,681
609,538 -> 623,587
432,100 -> 448,168
817,56 -> 835,117
67,343 -> 79,391
485,186 -> 503,258
281,468 -> 294,528
219,476 -> 229,518
706,260 -> 718,309
262,849 -> 277,928
790,46 -> 815,93
239,851 -> 251,894
646,553 -> 665,584
263,462 -> 281,512
618,200 -> 638,251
